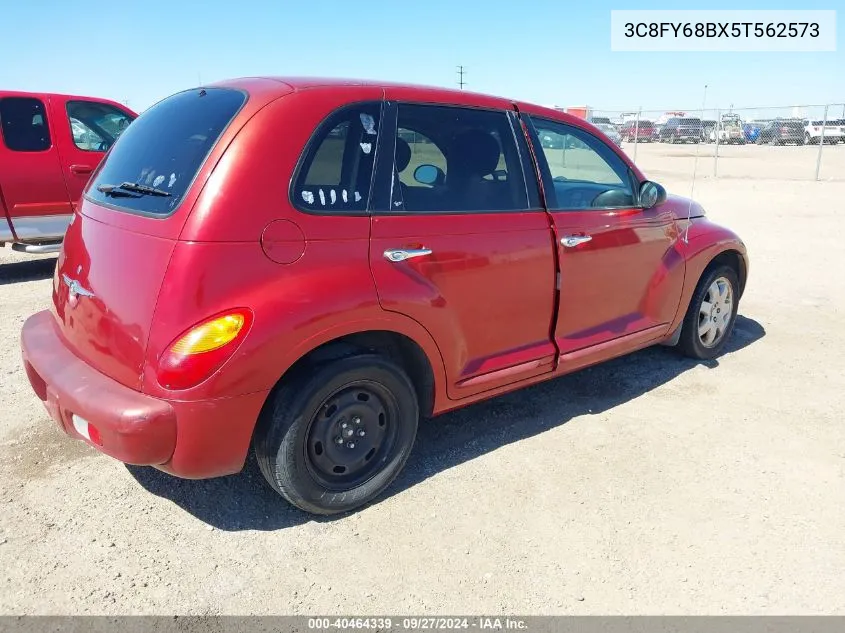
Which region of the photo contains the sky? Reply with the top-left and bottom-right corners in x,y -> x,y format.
1,0 -> 842,115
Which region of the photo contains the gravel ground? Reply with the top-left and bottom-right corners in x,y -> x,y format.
1,144 -> 844,615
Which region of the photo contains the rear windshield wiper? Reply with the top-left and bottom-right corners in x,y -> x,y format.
97,182 -> 172,197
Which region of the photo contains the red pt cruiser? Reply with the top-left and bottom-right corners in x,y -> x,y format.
21,77 -> 749,515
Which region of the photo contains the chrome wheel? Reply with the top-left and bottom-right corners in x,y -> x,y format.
698,277 -> 733,347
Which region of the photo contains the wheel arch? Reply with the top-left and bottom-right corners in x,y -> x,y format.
257,317 -> 447,432
706,248 -> 748,299
666,224 -> 750,338
278,330 -> 437,418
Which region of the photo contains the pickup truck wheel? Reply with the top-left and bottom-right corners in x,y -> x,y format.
255,354 -> 419,515
677,265 -> 739,361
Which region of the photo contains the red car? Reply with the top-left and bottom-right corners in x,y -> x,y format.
620,119 -> 655,142
0,91 -> 136,254
20,77 -> 749,515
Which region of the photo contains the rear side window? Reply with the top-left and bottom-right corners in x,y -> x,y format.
293,101 -> 383,213
85,87 -> 246,216
67,100 -> 135,152
0,97 -> 51,152
389,103 -> 528,214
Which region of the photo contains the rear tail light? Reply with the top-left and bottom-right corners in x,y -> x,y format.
156,309 -> 254,390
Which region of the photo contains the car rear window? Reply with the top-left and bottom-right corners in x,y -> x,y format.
680,118 -> 701,125
85,87 -> 246,216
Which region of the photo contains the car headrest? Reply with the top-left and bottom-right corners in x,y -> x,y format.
449,129 -> 500,179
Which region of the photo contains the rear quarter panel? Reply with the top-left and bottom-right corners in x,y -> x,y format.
146,86 -> 449,406
143,239 -> 447,403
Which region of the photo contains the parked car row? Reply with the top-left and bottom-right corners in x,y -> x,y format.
591,112 -> 845,146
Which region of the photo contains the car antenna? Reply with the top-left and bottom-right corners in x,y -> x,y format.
685,84 -> 707,244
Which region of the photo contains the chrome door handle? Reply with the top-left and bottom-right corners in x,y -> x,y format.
561,235 -> 592,247
384,248 -> 433,262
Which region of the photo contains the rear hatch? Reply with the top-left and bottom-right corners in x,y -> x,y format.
51,87 -> 249,390
779,121 -> 804,137
678,118 -> 702,136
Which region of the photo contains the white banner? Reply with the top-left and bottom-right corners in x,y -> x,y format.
610,10 -> 837,52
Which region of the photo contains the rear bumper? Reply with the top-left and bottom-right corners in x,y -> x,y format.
21,310 -> 268,479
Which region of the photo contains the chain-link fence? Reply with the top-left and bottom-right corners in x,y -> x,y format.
581,103 -> 845,182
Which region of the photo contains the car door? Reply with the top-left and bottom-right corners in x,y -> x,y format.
0,95 -> 71,241
523,114 -> 684,359
368,98 -> 558,400
55,98 -> 135,208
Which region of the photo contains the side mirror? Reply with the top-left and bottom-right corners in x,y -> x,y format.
414,164 -> 444,186
639,180 -> 667,209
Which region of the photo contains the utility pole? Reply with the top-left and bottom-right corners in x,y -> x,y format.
456,65 -> 466,90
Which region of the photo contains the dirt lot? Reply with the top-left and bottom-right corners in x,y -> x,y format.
1,143 -> 844,615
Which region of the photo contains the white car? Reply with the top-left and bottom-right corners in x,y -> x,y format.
595,123 -> 623,147
709,116 -> 746,144
804,119 -> 843,145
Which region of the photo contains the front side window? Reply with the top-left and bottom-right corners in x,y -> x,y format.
529,117 -> 635,210
86,87 -> 246,216
294,102 -> 383,213
66,100 -> 134,152
390,103 -> 528,214
0,97 -> 51,152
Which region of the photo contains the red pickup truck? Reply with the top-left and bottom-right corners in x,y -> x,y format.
0,91 -> 136,254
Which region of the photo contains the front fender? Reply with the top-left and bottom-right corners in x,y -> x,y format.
668,217 -> 749,334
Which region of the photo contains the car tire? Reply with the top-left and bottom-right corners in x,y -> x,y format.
254,354 -> 419,515
677,264 -> 740,361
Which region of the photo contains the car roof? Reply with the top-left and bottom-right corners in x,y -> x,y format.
1,89 -> 121,102
0,89 -> 136,114
207,76 -> 587,127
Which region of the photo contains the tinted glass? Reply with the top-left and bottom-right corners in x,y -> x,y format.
530,117 -> 634,210
390,104 -> 528,213
396,128 -> 446,187
294,102 -> 382,213
0,97 -> 51,152
86,87 -> 245,216
67,100 -> 134,152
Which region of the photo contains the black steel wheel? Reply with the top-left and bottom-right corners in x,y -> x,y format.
255,354 -> 419,515
304,381 -> 399,491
